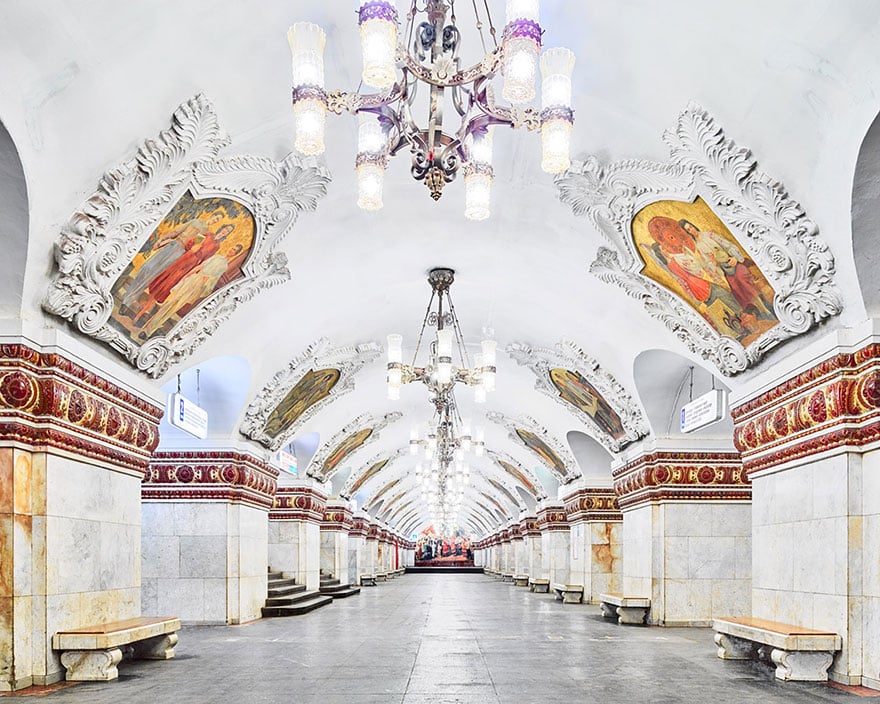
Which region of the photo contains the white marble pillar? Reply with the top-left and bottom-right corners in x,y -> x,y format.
613,443 -> 750,626
733,323 -> 880,688
500,530 -> 513,573
266,479 -> 327,591
562,483 -> 623,602
538,503 -> 570,584
348,513 -> 369,582
320,500 -> 353,584
0,341 -> 162,691
510,524 -> 526,576
521,515 -> 541,577
364,522 -> 379,575
142,451 -> 277,625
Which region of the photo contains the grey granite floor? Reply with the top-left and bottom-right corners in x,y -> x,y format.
27,574 -> 868,703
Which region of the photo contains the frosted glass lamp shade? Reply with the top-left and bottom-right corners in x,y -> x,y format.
359,1 -> 399,90
541,118 -> 572,174
505,0 -> 539,23
293,99 -> 326,156
540,48 -> 575,109
288,22 -> 326,87
357,161 -> 385,211
387,334 -> 403,363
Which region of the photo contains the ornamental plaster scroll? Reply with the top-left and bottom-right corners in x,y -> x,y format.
339,446 -> 409,500
555,102 -> 842,376
304,411 -> 403,481
486,449 -> 548,500
239,337 -> 381,451
506,338 -> 649,452
43,93 -> 332,378
486,411 -> 582,484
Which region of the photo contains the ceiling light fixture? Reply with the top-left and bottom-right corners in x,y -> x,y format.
288,0 -> 575,219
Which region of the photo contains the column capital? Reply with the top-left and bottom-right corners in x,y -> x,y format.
536,502 -> 569,532
321,500 -> 354,531
562,486 -> 622,522
733,340 -> 880,477
0,343 -> 162,476
612,450 -> 748,510
269,484 -> 327,522
144,450 -> 279,510
520,514 -> 541,537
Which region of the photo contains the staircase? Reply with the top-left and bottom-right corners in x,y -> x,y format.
261,570 -> 332,617
319,571 -> 361,599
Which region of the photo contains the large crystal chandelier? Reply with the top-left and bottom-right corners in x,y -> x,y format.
387,267 -> 494,530
288,0 -> 576,220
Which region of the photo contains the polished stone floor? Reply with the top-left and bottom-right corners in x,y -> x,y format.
21,574 -> 869,703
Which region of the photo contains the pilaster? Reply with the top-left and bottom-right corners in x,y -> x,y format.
320,500 -> 353,584
537,502 -> 570,584
563,483 -> 622,602
268,479 -> 327,591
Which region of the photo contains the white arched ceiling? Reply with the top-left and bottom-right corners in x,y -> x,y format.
2,2 -> 880,530
158,355 -> 252,448
852,109 -> 880,317
567,431 -> 613,480
0,119 -> 28,320
633,350 -> 733,442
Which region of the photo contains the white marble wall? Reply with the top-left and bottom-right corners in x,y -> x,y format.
512,539 -> 526,576
267,519 -> 321,590
142,502 -> 268,624
622,502 -> 751,626
752,450 -> 880,686
4,452 -> 144,688
526,535 -> 541,577
320,530 -> 349,583
569,521 -> 622,602
349,534 -> 365,581
540,530 -> 570,584
501,541 -> 512,574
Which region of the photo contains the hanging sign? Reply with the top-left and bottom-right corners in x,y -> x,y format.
271,448 -> 298,475
166,392 -> 209,439
680,389 -> 727,433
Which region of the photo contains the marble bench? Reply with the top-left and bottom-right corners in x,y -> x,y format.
528,578 -> 550,593
375,572 -> 388,582
513,574 -> 529,587
599,592 -> 650,625
502,573 -> 514,583
713,617 -> 842,681
552,583 -> 584,604
360,574 -> 377,586
52,616 -> 181,682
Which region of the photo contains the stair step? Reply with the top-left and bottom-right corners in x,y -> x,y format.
266,588 -> 322,606
320,585 -> 361,599
267,583 -> 307,599
268,577 -> 298,587
319,577 -> 340,587
268,570 -> 284,580
262,594 -> 332,617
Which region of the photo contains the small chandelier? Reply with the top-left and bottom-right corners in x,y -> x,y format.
388,267 -> 494,529
288,0 -> 576,219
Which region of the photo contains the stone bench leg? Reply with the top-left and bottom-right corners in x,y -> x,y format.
714,633 -> 756,660
616,606 -> 648,625
60,648 -> 123,681
600,602 -> 616,619
534,583 -> 549,594
561,592 -> 583,604
132,633 -> 178,660
770,649 -> 834,681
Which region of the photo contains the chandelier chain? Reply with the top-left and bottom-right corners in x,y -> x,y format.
411,289 -> 437,370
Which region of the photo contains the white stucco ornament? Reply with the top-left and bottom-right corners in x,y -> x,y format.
43,93 -> 332,378
555,102 -> 842,375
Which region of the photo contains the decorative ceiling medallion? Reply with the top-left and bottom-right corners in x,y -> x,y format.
43,94 -> 332,378
340,447 -> 408,499
240,338 -> 380,450
305,411 -> 402,481
487,449 -> 547,500
507,338 -> 649,452
555,102 -> 842,375
486,412 -> 581,484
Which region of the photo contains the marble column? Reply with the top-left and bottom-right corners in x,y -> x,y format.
266,479 -> 326,591
499,529 -> 512,574
562,483 -> 622,603
613,444 -> 751,626
521,514 -> 541,577
320,500 -> 353,584
365,523 -> 379,575
0,341 -> 162,691
538,503 -> 570,584
348,513 -> 368,582
732,323 -> 880,688
141,450 -> 277,625
509,523 -> 526,576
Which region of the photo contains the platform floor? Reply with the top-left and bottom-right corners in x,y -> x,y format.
19,574 -> 866,703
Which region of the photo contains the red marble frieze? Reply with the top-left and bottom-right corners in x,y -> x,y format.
563,487 -> 623,522
520,517 -> 541,537
537,505 -> 569,532
612,450 -> 748,510
269,486 -> 326,522
350,516 -> 368,537
732,343 -> 880,474
321,505 -> 354,531
0,344 -> 162,474
144,450 -> 279,510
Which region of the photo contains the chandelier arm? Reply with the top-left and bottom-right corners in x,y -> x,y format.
411,289 -> 437,370
326,85 -> 404,115
401,48 -> 501,88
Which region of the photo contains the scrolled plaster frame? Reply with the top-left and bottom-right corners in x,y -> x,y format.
339,447 -> 409,500
486,449 -> 547,501
506,338 -> 650,453
555,102 -> 842,376
239,337 -> 381,451
486,411 -> 582,485
43,93 -> 332,378
305,411 -> 403,481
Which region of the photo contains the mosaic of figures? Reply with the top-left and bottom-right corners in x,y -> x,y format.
549,367 -> 626,441
263,368 -> 341,440
415,526 -> 474,567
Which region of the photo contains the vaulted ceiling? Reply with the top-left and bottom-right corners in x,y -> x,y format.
1,1 -> 878,537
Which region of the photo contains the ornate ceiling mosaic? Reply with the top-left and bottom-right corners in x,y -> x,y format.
43,94 -> 332,377
507,338 -> 649,452
486,412 -> 581,484
555,102 -> 842,375
304,411 -> 402,481
487,450 -> 547,500
240,337 -> 380,450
